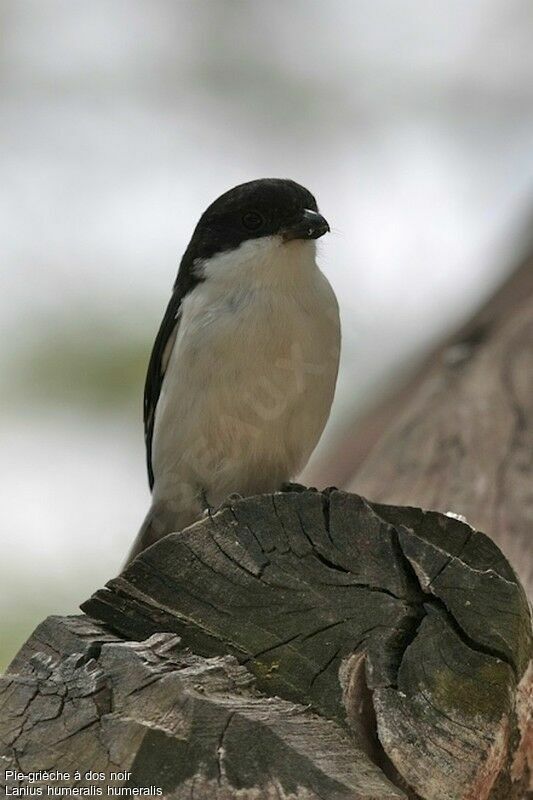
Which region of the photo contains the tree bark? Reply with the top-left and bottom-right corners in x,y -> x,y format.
343,252 -> 533,598
1,491 -> 532,799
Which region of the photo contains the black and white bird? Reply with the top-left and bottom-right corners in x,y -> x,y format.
127,178 -> 340,564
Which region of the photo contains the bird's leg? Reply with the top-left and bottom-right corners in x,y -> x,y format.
217,492 -> 245,511
200,487 -> 214,519
201,488 -> 244,518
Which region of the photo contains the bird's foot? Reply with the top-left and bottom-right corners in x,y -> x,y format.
278,482 -> 317,494
217,493 -> 244,511
202,492 -> 244,518
200,488 -> 214,519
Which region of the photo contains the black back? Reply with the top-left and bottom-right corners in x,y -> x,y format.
143,178 -> 319,488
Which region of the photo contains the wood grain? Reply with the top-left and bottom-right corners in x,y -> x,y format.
83,491 -> 533,798
0,615 -> 405,800
3,491 -> 532,798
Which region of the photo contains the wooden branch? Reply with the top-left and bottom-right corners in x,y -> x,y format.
2,491 -> 531,799
344,253 -> 533,598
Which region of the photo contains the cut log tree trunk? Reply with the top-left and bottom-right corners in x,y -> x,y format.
1,256 -> 533,799
1,491 -> 532,799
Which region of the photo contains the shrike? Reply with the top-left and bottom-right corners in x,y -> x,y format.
127,178 -> 340,564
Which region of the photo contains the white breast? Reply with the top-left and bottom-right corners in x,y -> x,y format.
151,236 -> 340,512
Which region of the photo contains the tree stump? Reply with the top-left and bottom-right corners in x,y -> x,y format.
1,490 -> 531,799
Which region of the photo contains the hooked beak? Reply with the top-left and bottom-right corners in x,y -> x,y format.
282,209 -> 330,242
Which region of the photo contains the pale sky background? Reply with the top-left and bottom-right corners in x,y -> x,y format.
1,0 -> 533,668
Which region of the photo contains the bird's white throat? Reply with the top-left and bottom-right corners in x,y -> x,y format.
196,236 -> 320,290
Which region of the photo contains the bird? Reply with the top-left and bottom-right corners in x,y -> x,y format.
126,178 -> 340,565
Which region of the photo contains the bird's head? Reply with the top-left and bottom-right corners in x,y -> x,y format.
181,178 -> 330,285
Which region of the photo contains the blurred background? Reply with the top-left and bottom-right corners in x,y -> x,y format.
1,0 -> 533,670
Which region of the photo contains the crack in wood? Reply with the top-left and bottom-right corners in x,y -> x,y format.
66,489 -> 532,798
216,710 -> 235,786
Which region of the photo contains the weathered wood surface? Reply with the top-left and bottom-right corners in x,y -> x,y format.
340,254 -> 533,598
2,614 -> 402,799
2,491 -> 530,799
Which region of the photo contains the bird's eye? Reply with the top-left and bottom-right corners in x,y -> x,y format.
242,211 -> 265,231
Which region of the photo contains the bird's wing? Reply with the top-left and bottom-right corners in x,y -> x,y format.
144,268 -> 200,489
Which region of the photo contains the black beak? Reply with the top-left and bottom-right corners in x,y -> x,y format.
282,209 -> 330,242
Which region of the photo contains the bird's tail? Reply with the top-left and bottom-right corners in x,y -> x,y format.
123,501 -> 199,569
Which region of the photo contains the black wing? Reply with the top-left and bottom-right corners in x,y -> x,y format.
143,266 -> 201,490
